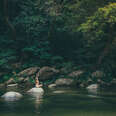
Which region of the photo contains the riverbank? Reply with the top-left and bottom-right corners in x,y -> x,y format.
0,65 -> 116,90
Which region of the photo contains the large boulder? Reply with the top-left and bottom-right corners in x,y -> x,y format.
37,67 -> 59,81
27,87 -> 44,98
1,91 -> 23,101
53,90 -> 66,94
16,67 -> 40,84
27,87 -> 44,94
17,67 -> 40,77
27,88 -> 44,100
55,78 -> 74,86
68,70 -> 84,78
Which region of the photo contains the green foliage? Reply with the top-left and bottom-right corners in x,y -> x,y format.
1,0 -> 116,84
80,3 -> 116,45
79,3 -> 116,70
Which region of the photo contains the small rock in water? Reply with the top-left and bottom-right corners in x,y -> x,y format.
27,87 -> 44,94
48,84 -> 57,89
86,84 -> 98,90
7,84 -> 18,87
1,91 -> 22,101
27,87 -> 44,98
53,90 -> 66,94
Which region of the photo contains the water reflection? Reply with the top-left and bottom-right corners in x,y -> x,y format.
0,87 -> 116,116
28,92 -> 43,116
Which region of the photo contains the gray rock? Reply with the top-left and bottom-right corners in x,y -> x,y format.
17,77 -> 25,83
17,67 -> 40,77
53,90 -> 66,94
37,66 -> 59,81
27,88 -> 44,99
68,70 -> 84,78
87,84 -> 98,90
7,84 -> 18,87
48,84 -> 57,89
86,84 -> 99,95
27,87 -> 44,99
23,77 -> 30,82
1,91 -> 22,101
55,78 -> 74,86
27,87 -> 44,94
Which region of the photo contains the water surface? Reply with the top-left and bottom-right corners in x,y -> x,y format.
0,87 -> 116,116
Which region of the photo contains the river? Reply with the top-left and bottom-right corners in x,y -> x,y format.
0,87 -> 116,116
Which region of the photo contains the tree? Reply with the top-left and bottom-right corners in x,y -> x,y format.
3,0 -> 16,40
80,3 -> 116,69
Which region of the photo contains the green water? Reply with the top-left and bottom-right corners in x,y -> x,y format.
0,87 -> 116,116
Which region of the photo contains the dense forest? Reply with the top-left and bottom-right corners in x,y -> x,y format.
0,0 -> 116,87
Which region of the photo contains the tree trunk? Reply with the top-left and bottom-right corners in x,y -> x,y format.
94,37 -> 114,70
4,0 -> 16,40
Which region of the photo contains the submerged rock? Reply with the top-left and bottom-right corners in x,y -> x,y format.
53,90 -> 66,94
1,91 -> 22,101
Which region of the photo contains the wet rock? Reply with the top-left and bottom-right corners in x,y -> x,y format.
17,67 -> 40,77
48,84 -> 57,89
17,77 -> 25,83
53,90 -> 66,94
87,94 -> 99,98
7,84 -> 18,87
86,84 -> 99,95
1,91 -> 22,101
55,78 -> 74,86
37,66 -> 59,81
28,88 -> 44,99
87,84 -> 99,90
